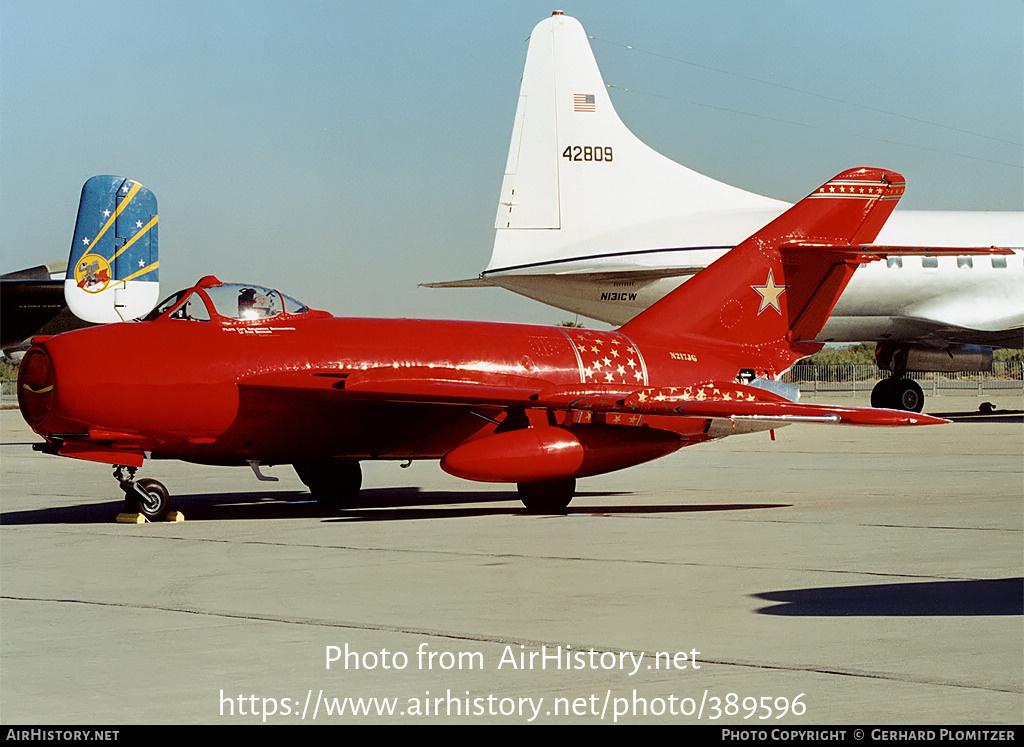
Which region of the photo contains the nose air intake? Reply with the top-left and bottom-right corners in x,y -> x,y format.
18,347 -> 55,425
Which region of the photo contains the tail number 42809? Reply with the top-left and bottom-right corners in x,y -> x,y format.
562,145 -> 613,162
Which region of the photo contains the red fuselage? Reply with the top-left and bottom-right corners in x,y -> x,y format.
18,168 -> 954,501
19,305 -> 739,470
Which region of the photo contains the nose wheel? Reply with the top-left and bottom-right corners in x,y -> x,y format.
115,466 -> 171,521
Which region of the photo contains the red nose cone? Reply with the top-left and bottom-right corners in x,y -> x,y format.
18,347 -> 55,426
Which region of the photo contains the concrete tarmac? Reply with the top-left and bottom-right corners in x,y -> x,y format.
1,393 -> 1021,724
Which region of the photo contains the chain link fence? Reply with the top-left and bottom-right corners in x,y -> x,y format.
781,361 -> 1024,395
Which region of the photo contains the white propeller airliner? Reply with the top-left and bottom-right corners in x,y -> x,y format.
430,12 -> 1023,412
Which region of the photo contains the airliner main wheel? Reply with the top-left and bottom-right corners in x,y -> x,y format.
871,379 -> 895,409
895,379 -> 925,413
294,459 -> 362,508
518,478 -> 576,514
127,478 -> 171,522
871,378 -> 925,412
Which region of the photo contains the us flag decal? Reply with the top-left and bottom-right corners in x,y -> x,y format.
573,93 -> 596,112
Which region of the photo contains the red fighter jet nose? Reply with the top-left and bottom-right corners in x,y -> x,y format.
18,347 -> 55,426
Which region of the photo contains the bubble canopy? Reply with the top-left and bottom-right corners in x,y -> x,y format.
148,280 -> 310,322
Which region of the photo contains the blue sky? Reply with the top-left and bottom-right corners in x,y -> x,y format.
2,0 -> 1021,324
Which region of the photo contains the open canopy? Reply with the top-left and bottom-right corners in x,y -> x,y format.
148,279 -> 310,323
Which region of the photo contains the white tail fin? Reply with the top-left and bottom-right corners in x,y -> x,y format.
488,12 -> 784,276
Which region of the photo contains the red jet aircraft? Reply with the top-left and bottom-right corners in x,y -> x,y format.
19,169 -> 1005,519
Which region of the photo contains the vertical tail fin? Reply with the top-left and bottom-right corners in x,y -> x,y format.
619,168 -> 906,374
489,12 -> 783,274
65,176 -> 159,323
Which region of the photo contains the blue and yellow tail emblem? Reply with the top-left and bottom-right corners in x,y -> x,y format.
65,176 -> 159,323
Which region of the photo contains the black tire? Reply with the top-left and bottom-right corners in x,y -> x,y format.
294,459 -> 362,508
895,379 -> 925,413
517,478 -> 575,514
870,379 -> 895,409
127,478 -> 171,521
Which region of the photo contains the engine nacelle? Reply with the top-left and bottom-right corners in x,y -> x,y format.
875,342 -> 993,374
440,424 -> 683,483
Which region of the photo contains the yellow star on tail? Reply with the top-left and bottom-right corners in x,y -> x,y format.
752,269 -> 787,314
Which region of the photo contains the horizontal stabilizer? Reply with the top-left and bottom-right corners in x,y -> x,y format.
1,262 -> 66,281
425,265 -> 706,288
420,277 -> 495,289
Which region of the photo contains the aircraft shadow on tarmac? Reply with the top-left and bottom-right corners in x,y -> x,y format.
929,407 -> 1024,424
0,486 -> 789,524
754,578 -> 1023,617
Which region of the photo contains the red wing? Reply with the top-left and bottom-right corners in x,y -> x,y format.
781,243 -> 1013,261
239,370 -> 947,426
625,394 -> 948,426
537,381 -> 948,426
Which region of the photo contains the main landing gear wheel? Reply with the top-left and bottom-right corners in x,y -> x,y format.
115,465 -> 172,521
294,458 -> 362,508
871,378 -> 924,413
517,478 -> 576,514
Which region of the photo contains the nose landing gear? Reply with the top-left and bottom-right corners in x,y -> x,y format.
114,465 -> 171,521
